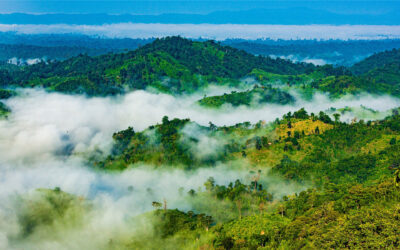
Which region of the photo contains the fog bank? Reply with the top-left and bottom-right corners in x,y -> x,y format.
0,88 -> 399,249
1,88 -> 398,163
1,24 -> 400,40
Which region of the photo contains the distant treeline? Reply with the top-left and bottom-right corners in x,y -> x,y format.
2,32 -> 400,66
225,39 -> 400,66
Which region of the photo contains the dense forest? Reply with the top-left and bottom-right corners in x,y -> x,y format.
0,36 -> 316,96
100,108 -> 400,248
198,85 -> 294,108
2,35 -> 400,250
16,108 -> 400,249
0,32 -> 153,51
0,36 -> 398,103
0,44 -> 111,64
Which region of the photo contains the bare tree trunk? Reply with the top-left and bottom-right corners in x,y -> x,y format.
236,200 -> 242,219
163,198 -> 167,211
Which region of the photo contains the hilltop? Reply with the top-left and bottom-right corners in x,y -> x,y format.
0,38 -> 399,101
1,36 -> 315,96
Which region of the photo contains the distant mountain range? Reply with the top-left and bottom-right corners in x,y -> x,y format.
0,8 -> 399,25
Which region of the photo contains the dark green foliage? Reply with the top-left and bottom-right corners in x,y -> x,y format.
364,62 -> 400,87
0,43 -> 111,62
226,39 -> 400,67
0,88 -> 16,99
206,179 -> 273,202
0,101 -> 10,117
0,69 -> 13,86
138,37 -> 315,78
311,75 -> 396,97
351,48 -> 400,75
293,108 -> 309,119
348,48 -> 400,95
1,36 -> 317,96
152,209 -> 212,238
2,37 -> 400,98
100,117 -> 240,169
318,111 -> 333,124
198,85 -> 295,108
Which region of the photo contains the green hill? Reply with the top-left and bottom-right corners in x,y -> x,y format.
351,48 -> 400,75
97,116 -> 242,170
349,49 -> 400,94
94,108 -> 400,249
2,37 -> 399,98
3,36 -> 316,96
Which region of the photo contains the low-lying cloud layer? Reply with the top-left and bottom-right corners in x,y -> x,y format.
2,88 -> 399,163
0,88 -> 399,249
1,24 -> 400,40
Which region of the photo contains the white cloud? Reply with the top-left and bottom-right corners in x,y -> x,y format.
0,88 -> 399,249
1,23 -> 400,40
1,88 -> 399,164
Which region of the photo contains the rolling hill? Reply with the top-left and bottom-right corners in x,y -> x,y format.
1,36 -> 316,95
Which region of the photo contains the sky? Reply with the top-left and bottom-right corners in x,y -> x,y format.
0,1 -> 399,39
0,0 -> 398,15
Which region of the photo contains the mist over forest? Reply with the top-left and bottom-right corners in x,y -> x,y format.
1,2 -> 400,248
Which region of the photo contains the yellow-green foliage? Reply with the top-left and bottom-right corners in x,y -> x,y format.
124,209 -> 213,250
276,119 -> 333,138
16,188 -> 88,237
360,134 -> 400,154
249,69 -> 313,85
218,213 -> 289,247
244,139 -> 311,167
240,118 -> 332,167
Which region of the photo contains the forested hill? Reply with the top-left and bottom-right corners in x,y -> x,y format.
0,36 -> 316,95
350,48 -> 400,87
135,37 -> 315,77
1,37 -> 400,97
351,48 -> 400,75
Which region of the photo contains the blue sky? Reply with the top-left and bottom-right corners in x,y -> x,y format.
0,1 -> 398,14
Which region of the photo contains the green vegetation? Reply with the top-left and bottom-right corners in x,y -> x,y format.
16,188 -> 88,237
198,85 -> 294,108
6,39 -> 400,249
0,36 -> 316,96
125,209 -> 213,250
0,101 -> 10,117
13,108 -> 400,249
311,75 -> 398,98
0,69 -> 13,86
1,37 -> 399,99
98,116 -> 241,170
0,88 -> 16,99
350,48 -> 400,95
351,48 -> 400,75
136,109 -> 400,249
0,89 -> 16,118
212,178 -> 400,249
